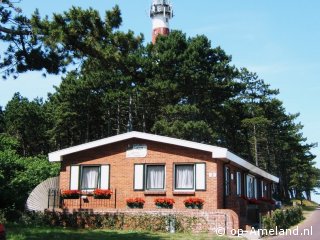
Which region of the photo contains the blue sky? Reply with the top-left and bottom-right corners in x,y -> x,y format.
1,1 -> 320,201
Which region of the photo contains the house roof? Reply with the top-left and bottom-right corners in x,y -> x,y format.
48,131 -> 279,183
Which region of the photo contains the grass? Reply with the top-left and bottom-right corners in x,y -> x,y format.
5,224 -> 232,240
290,199 -> 318,219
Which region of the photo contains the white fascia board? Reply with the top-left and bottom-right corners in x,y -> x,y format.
225,151 -> 279,183
48,131 -> 279,183
48,131 -> 220,162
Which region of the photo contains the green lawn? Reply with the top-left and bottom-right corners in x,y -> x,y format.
6,224 -> 232,240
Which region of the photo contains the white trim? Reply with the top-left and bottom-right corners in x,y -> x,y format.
70,166 -> 79,190
48,131 -> 279,183
195,163 -> 206,190
134,164 -> 144,190
100,165 -> 110,189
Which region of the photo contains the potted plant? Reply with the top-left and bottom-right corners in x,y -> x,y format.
61,190 -> 81,199
126,198 -> 145,208
248,198 -> 259,204
183,197 -> 204,209
154,198 -> 175,209
93,189 -> 113,199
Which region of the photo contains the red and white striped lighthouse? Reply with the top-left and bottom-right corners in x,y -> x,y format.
150,0 -> 173,44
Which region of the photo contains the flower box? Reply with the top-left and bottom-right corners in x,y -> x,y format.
61,190 -> 80,199
258,197 -> 275,205
183,197 -> 204,209
248,198 -> 259,204
93,189 -> 113,199
154,198 -> 175,209
126,198 -> 145,209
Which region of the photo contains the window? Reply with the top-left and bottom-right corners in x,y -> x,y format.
70,165 -> 110,191
175,165 -> 194,190
246,175 -> 257,198
225,167 -> 231,196
146,165 -> 165,190
236,172 -> 242,195
81,166 -> 99,190
261,180 -> 264,197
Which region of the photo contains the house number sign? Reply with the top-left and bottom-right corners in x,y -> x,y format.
126,144 -> 147,158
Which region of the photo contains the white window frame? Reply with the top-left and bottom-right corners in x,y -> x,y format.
145,164 -> 166,190
70,165 -> 110,191
261,180 -> 264,197
174,164 -> 195,191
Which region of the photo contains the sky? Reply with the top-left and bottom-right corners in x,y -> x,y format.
1,0 -> 320,201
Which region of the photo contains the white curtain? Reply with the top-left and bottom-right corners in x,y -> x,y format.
81,167 -> 99,189
147,166 -> 164,189
246,175 -> 255,198
176,165 -> 194,189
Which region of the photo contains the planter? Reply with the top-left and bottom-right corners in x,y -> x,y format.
127,204 -> 144,209
186,205 -> 203,209
93,189 -> 113,199
183,197 -> 204,210
93,195 -> 111,199
126,198 -> 145,209
61,190 -> 80,199
154,198 -> 175,209
62,195 -> 80,199
156,205 -> 173,209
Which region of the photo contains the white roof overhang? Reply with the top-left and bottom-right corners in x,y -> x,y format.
48,131 -> 279,183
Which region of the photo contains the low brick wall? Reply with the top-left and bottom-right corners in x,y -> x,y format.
54,208 -> 239,235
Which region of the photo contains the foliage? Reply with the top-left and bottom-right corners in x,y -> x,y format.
0,134 -> 60,210
0,3 -> 319,204
154,198 -> 175,209
183,198 -> 205,209
262,206 -> 304,233
5,211 -> 209,234
6,224 -> 228,240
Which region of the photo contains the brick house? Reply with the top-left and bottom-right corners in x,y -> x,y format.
48,131 -> 279,230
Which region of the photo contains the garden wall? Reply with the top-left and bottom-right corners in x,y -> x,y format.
45,209 -> 239,235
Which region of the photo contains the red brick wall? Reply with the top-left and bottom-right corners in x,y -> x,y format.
60,139 -> 220,211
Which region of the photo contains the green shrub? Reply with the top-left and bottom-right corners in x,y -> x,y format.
262,206 -> 304,234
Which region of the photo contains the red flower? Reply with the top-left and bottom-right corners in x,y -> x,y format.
183,197 -> 205,209
154,198 -> 175,208
61,190 -> 80,198
248,198 -> 259,204
126,198 -> 145,204
240,195 -> 249,201
93,189 -> 113,196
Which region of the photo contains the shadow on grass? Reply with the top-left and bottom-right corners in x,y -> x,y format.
6,225 -> 164,240
302,206 -> 318,212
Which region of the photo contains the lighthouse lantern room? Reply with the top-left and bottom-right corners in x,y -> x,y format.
150,0 -> 173,43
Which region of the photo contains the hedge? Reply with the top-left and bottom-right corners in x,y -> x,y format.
4,210 -> 209,233
262,206 -> 304,232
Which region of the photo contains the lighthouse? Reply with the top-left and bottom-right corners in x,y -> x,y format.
150,0 -> 173,44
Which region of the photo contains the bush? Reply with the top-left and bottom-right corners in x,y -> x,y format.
27,211 -> 207,233
263,206 -> 304,234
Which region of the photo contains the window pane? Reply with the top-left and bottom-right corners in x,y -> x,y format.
175,165 -> 194,189
81,166 -> 99,189
237,172 -> 241,195
147,165 -> 164,189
